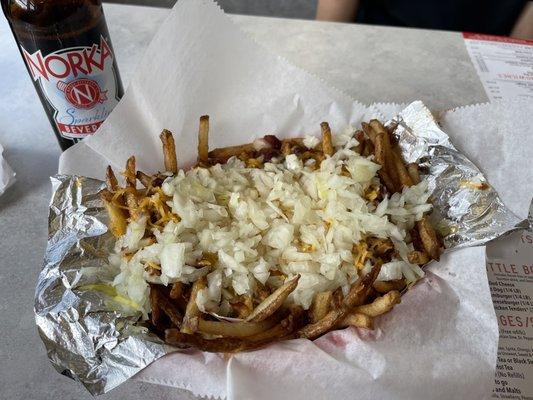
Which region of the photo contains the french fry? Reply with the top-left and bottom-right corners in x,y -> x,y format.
125,191 -> 139,219
298,307 -> 345,340
150,285 -> 163,327
284,138 -> 305,147
354,290 -> 401,317
417,216 -> 441,260
281,140 -> 292,156
124,156 -> 137,187
372,136 -> 392,188
136,171 -> 165,189
246,275 -> 300,322
262,134 -> 282,150
367,237 -> 394,257
165,329 -> 271,353
409,226 -> 423,252
170,282 -> 184,299
100,189 -> 127,237
161,307 -> 182,328
170,284 -> 189,312
373,279 -> 406,294
181,277 -> 206,334
156,288 -> 183,328
309,291 -> 332,323
136,171 -> 153,188
123,156 -> 141,219
407,250 -> 430,265
198,115 -> 209,165
160,129 -> 178,173
354,130 -> 365,154
231,294 -> 254,319
362,138 -> 374,157
208,143 -> 255,162
407,163 -> 421,184
197,318 -> 278,338
299,262 -> 382,340
332,287 -> 344,308
105,165 -> 119,191
339,312 -> 374,329
367,120 -> 402,192
248,306 -> 304,342
320,122 -> 334,156
373,132 -> 387,166
392,150 -> 413,188
208,136 -> 299,163
343,261 -> 382,308
254,283 -> 271,304
376,134 -> 400,192
361,122 -> 377,143
165,329 -> 245,352
368,119 -> 388,138
245,322 -> 291,343
278,137 -> 306,157
378,170 -> 396,193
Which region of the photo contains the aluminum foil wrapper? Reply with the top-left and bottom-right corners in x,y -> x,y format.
389,101 -> 528,247
35,101 -> 527,395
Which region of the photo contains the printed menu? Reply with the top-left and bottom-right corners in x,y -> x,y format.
463,33 -> 533,102
486,200 -> 533,399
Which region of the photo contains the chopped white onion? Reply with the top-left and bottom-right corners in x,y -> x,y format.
111,130 -> 431,314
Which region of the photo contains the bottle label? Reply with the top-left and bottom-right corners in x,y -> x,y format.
21,36 -> 120,139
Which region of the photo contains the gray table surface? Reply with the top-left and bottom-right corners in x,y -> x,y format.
0,3 -> 487,399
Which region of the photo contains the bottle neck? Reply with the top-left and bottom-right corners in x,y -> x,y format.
3,0 -> 104,40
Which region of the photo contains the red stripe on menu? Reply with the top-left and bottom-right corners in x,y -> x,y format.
463,32 -> 533,45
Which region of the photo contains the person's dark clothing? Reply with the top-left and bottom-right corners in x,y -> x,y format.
355,0 -> 528,35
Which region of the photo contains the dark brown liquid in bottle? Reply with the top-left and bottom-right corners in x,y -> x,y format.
2,0 -> 124,150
